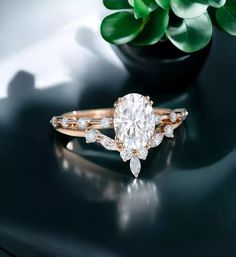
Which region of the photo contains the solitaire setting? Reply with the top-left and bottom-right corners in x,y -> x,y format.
51,93 -> 188,177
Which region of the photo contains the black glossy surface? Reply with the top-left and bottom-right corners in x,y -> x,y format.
0,3 -> 236,257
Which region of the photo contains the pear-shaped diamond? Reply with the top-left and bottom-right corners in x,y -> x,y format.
130,157 -> 141,178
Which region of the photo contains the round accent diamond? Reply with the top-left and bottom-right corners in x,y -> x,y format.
85,130 -> 97,143
51,117 -> 57,127
100,117 -> 112,128
170,112 -> 177,123
78,117 -> 90,129
181,109 -> 188,120
114,93 -> 155,151
154,115 -> 161,125
61,117 -> 68,128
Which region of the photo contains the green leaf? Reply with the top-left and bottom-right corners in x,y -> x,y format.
208,0 -> 226,7
131,7 -> 169,45
171,0 -> 208,18
155,0 -> 170,9
103,0 -> 131,9
101,12 -> 143,44
134,0 -> 150,18
128,0 -> 134,6
216,0 -> 236,35
193,0 -> 226,8
166,13 -> 212,52
142,0 -> 159,11
129,0 -> 158,10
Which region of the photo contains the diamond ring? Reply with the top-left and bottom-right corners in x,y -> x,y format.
51,93 -> 188,177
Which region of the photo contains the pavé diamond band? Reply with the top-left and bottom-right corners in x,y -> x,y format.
51,93 -> 188,177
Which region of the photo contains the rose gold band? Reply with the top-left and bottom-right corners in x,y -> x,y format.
51,107 -> 188,137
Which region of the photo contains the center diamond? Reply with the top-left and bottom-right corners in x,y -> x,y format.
114,93 -> 155,151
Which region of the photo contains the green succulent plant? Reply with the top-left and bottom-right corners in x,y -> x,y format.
100,0 -> 236,53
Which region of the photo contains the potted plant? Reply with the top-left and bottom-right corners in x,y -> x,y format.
100,0 -> 236,91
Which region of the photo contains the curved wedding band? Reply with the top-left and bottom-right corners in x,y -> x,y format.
51,93 -> 188,177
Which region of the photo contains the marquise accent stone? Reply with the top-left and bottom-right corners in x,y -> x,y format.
130,157 -> 141,178
100,136 -> 117,151
164,125 -> 174,138
120,149 -> 133,162
149,133 -> 164,148
136,147 -> 148,160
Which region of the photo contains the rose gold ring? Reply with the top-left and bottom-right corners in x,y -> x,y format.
51,93 -> 188,177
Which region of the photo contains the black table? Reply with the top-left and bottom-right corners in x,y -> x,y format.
0,2 -> 236,257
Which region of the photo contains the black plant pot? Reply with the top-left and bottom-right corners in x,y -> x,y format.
112,40 -> 212,92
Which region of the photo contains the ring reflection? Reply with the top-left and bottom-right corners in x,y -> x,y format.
54,136 -> 160,230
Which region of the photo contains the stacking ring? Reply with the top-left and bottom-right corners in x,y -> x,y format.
51,93 -> 188,177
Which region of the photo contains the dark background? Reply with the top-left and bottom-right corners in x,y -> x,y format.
0,1 -> 236,257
